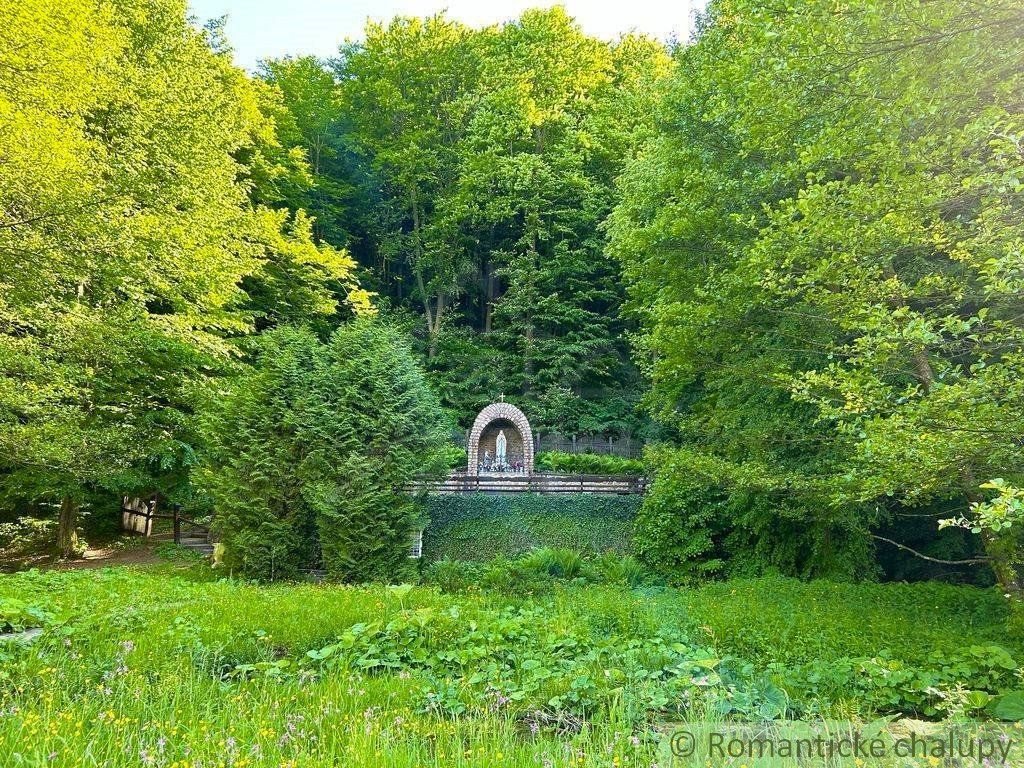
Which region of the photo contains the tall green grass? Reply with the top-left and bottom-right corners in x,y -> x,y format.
0,565 -> 1019,766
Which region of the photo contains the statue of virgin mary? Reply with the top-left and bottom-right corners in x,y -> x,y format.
495,429 -> 507,467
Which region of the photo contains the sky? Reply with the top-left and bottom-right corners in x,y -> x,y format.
187,0 -> 703,71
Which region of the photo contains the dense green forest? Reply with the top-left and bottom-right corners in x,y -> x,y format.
608,0 -> 1024,588
259,10 -> 670,434
1,0 -> 1022,594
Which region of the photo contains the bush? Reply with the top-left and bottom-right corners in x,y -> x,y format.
534,451 -> 644,475
520,547 -> 583,579
421,493 -> 640,562
439,443 -> 466,470
479,555 -> 560,595
0,517 -> 58,563
0,598 -> 53,633
634,446 -> 876,583
199,321 -> 450,581
587,552 -> 653,587
422,548 -> 658,595
421,559 -> 484,593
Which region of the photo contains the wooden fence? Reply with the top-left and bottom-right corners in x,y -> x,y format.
120,497 -> 208,545
121,496 -> 155,536
410,472 -> 648,495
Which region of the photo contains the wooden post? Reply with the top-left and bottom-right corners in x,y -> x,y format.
173,504 -> 181,545
145,496 -> 156,538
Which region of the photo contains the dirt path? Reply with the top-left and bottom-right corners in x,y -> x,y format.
47,540 -> 165,570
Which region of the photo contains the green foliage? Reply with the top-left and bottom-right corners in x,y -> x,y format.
422,549 -> 656,595
660,576 -> 1023,717
518,548 -> 583,579
255,56 -> 365,246
199,321 -> 449,581
609,0 -> 1024,586
153,542 -> 206,564
255,10 -> 671,435
631,470 -> 729,583
677,577 -> 1014,667
589,552 -> 652,588
0,598 -> 53,633
0,0 -> 367,554
420,493 -> 640,562
420,559 -> 486,594
0,518 -> 58,564
438,443 -> 467,471
993,691 -> 1024,721
534,451 -> 645,476
944,479 -> 1024,535
287,601 -> 732,722
776,646 -> 1017,718
0,565 -> 1021,767
635,451 -> 877,583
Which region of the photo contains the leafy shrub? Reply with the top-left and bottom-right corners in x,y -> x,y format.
535,451 -> 644,475
421,559 -> 484,593
631,469 -> 728,583
676,577 -> 1016,666
587,552 -> 654,587
774,645 -> 1019,717
439,443 -> 466,470
423,549 -> 658,594
237,601 -> 731,723
199,321 -> 450,581
421,493 -> 639,561
0,598 -> 53,633
0,517 -> 57,561
519,547 -> 583,579
479,555 -> 560,595
634,447 -> 875,583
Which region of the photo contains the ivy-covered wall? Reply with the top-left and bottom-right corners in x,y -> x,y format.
420,493 -> 640,562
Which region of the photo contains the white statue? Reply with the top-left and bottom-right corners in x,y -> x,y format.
495,430 -> 507,465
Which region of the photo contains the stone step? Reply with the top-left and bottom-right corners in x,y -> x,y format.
178,537 -> 214,557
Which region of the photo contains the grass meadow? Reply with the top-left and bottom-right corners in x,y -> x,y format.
0,560 -> 1020,767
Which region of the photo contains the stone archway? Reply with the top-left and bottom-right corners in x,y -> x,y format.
467,402 -> 534,475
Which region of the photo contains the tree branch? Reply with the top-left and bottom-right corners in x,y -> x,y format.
871,534 -> 990,565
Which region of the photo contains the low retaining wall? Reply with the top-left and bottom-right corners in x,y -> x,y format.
419,492 -> 640,561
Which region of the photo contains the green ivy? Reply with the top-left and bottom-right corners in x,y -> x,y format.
420,493 -> 640,562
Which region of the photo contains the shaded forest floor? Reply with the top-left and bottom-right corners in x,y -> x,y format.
47,540 -> 165,570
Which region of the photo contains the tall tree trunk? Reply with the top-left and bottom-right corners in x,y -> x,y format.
484,257 -> 494,334
521,226 -> 538,387
57,496 -> 79,558
430,291 -> 446,359
409,185 -> 441,358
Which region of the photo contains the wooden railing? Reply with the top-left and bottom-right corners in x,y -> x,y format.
408,472 -> 648,495
121,497 -> 210,545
